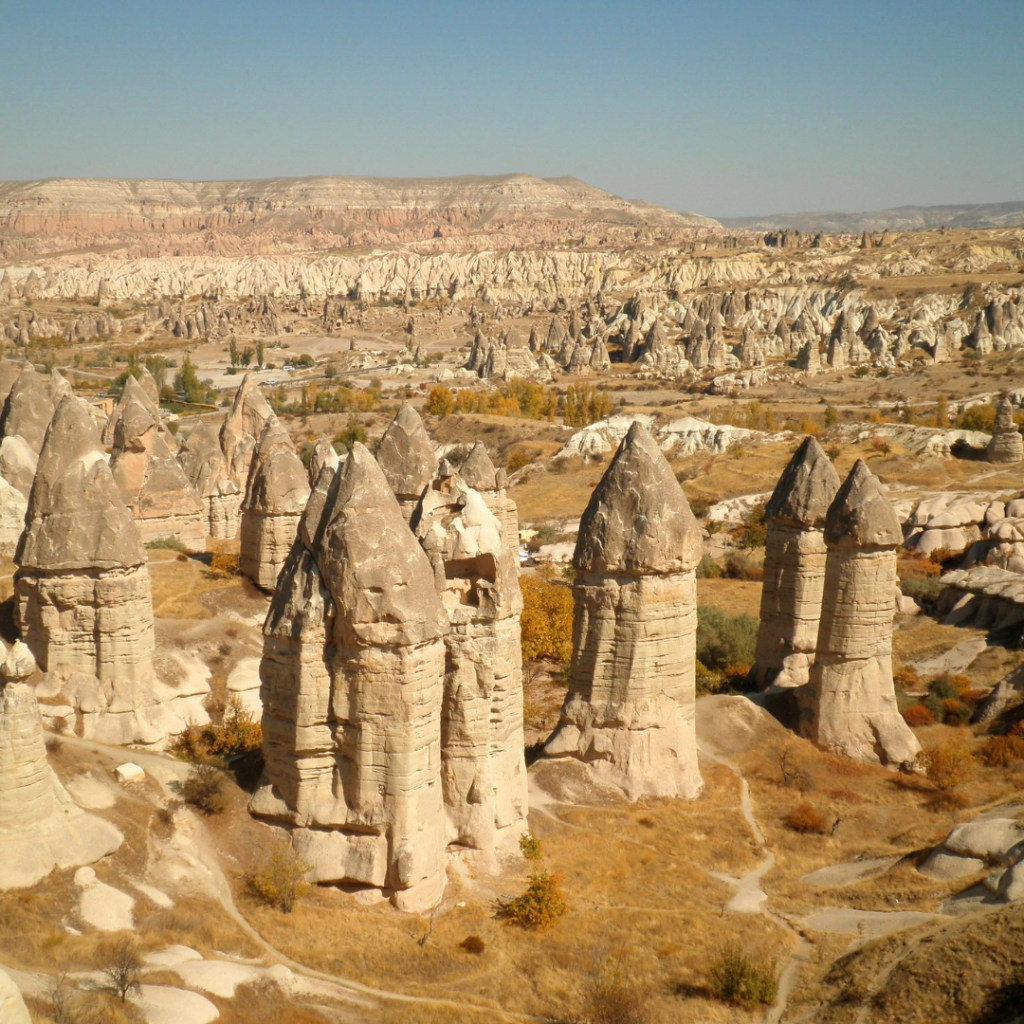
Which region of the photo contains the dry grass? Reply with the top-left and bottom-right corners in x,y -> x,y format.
696,577 -> 763,618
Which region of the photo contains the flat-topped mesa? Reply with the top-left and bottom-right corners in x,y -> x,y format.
986,397 -> 1023,464
804,460 -> 920,767
754,437 -> 840,689
14,397 -> 198,746
544,423 -> 704,800
0,641 -> 122,890
178,419 -> 241,539
307,436 -> 341,486
251,444 -> 449,912
459,441 -> 520,555
376,402 -> 438,522
414,466 -> 527,867
108,381 -> 205,550
220,371 -> 273,488
239,417 -> 311,591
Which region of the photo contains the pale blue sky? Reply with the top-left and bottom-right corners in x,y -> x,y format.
1,0 -> 1021,217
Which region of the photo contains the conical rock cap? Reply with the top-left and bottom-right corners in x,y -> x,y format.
766,436 -> 840,527
376,402 -> 438,500
574,422 -> 702,574
824,460 -> 901,549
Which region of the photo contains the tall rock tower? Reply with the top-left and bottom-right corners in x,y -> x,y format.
251,444 -> 449,911
805,460 -> 920,766
376,403 -> 438,523
544,423 -> 704,800
754,437 -> 840,689
414,464 -> 528,868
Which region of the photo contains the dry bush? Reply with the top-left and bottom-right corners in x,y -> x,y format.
706,941 -> 778,1008
918,738 -> 977,791
97,938 -> 143,1002
458,935 -> 486,955
180,762 -> 228,815
170,696 -> 262,762
784,802 -> 828,834
496,871 -> 568,930
520,574 -> 574,665
519,832 -> 544,861
244,841 -> 310,913
209,551 -> 239,575
903,704 -> 936,727
893,664 -> 921,690
827,788 -> 866,804
976,733 -> 1024,768
925,790 -> 971,813
583,965 -> 654,1024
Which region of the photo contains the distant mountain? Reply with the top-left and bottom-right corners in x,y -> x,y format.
0,174 -> 719,252
718,201 -> 1024,233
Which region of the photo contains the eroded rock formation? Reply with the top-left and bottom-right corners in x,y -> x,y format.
0,641 -> 122,889
376,402 -> 438,522
986,397 -> 1023,464
239,417 -> 311,590
251,444 -> 449,911
804,460 -> 921,766
458,441 -> 520,556
754,437 -> 840,688
108,378 -> 205,550
15,396 -> 205,745
178,420 -> 241,539
543,423 -> 704,799
413,466 -> 528,865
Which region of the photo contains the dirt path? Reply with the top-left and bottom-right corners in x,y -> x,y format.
53,733 -> 534,1024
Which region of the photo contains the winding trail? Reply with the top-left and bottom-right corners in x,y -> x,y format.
51,733 -> 536,1024
697,743 -> 814,1024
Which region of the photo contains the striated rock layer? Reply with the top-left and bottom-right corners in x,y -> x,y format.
804,461 -> 921,766
414,466 -> 528,866
0,641 -> 122,890
15,396 -> 205,745
544,423 -> 704,800
239,417 -> 311,590
251,445 -> 449,911
754,437 -> 840,688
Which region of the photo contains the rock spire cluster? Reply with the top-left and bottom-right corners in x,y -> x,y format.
754,437 -> 840,688
803,460 -> 920,767
543,423 -> 704,799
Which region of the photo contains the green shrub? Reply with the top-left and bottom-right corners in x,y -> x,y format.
146,536 -> 188,553
695,553 -> 723,579
900,577 -> 943,603
696,606 -> 758,674
733,502 -> 767,549
707,941 -> 778,1008
519,833 -> 544,861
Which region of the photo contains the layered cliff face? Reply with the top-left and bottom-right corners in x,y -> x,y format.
804,461 -> 921,767
754,437 -> 840,689
0,174 -> 719,256
239,417 -> 311,591
414,467 -> 528,866
544,423 -> 704,800
251,444 -> 450,912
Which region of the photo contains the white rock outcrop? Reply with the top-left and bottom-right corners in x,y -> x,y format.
0,641 -> 122,890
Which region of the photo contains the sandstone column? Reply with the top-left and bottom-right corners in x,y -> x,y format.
543,423 -> 704,800
376,402 -> 438,523
986,397 -> 1023,464
0,641 -> 122,889
805,460 -> 921,766
251,444 -> 449,911
414,467 -> 528,867
239,417 -> 311,591
754,437 -> 840,688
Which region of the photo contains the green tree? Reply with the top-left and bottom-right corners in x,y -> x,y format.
228,337 -> 239,368
174,355 -> 205,403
